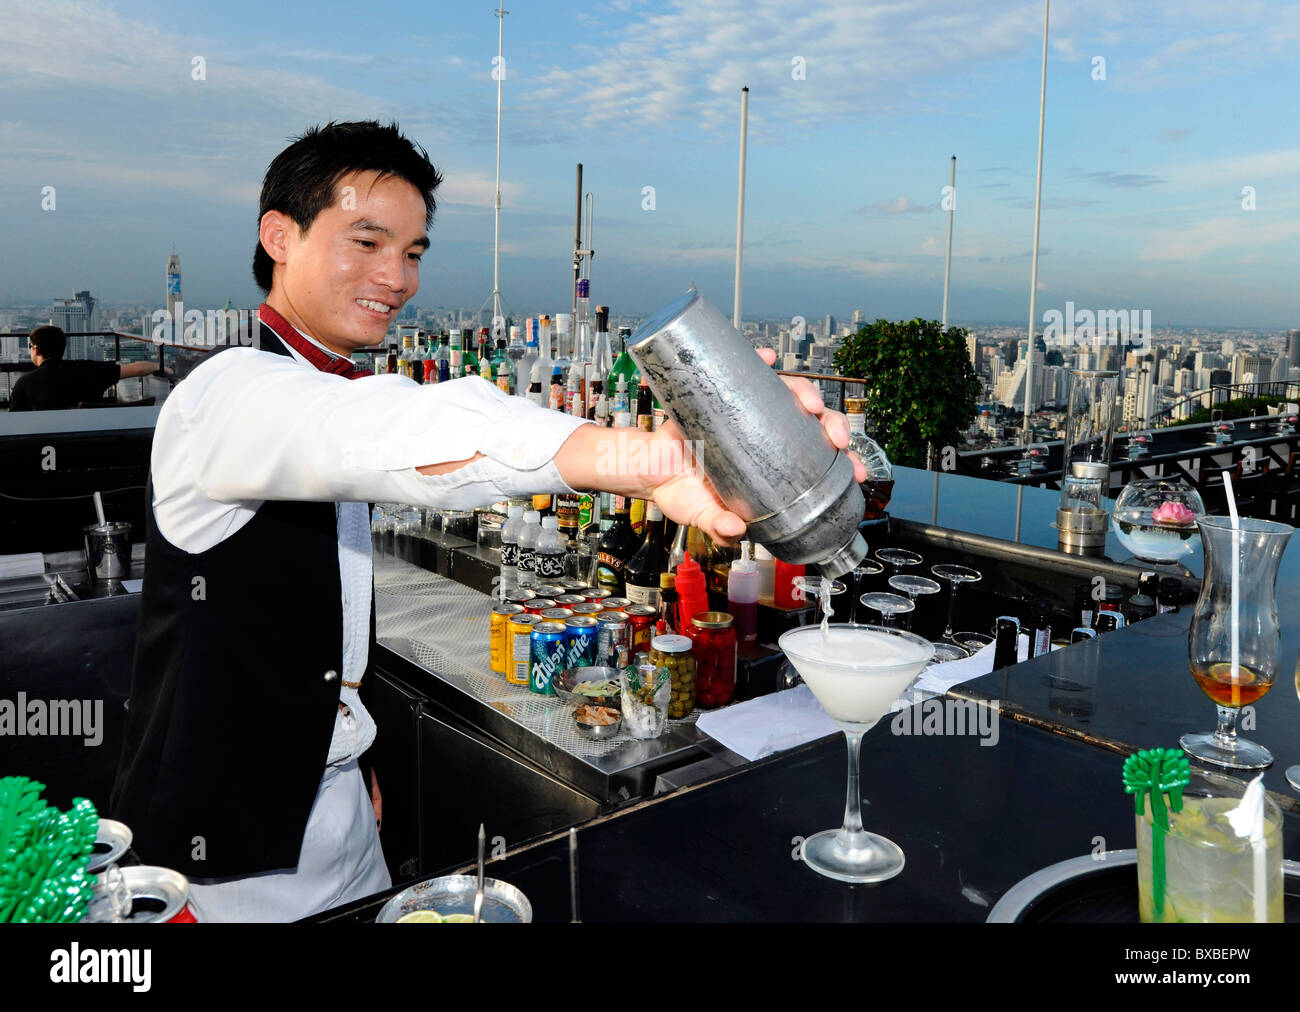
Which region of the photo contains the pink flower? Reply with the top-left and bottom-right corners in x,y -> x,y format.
1152,500 -> 1196,526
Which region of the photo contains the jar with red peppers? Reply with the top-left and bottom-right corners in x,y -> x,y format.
688,611 -> 737,709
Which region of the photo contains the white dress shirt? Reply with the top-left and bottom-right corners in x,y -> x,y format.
150,334 -> 590,766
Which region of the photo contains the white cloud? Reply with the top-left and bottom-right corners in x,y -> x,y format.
1139,215 -> 1300,261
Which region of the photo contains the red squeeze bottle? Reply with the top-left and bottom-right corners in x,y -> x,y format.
674,553 -> 709,633
774,558 -> 806,610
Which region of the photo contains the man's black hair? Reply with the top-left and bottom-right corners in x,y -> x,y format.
252,120 -> 443,292
29,325 -> 66,361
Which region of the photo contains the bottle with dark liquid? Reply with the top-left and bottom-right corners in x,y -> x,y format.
624,502 -> 668,608
595,496 -> 641,594
844,397 -> 893,519
635,375 -> 654,432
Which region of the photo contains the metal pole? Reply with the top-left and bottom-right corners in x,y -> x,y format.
733,86 -> 749,330
1022,0 -> 1049,449
492,7 -> 507,323
941,155 -> 955,329
572,163 -> 583,324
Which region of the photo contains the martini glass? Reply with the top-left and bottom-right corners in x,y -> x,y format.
928,641 -> 970,666
859,592 -> 914,628
875,547 -> 922,578
779,623 -> 934,883
848,560 -> 884,623
887,575 -> 940,632
931,564 -> 983,641
953,631 -> 993,653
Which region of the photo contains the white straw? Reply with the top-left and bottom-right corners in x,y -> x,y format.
1223,473 -> 1240,689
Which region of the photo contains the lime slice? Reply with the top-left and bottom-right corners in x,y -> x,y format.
441,913 -> 476,923
397,909 -> 443,923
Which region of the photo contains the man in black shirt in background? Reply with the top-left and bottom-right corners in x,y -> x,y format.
9,325 -> 166,411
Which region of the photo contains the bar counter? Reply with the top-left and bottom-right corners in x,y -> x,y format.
315,467 -> 1300,922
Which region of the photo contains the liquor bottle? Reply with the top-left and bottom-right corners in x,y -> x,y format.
493,339 -> 511,394
436,333 -> 451,383
386,343 -> 398,376
566,318 -> 589,416
517,510 -> 542,588
507,324 -> 528,392
993,616 -> 1020,668
477,329 -> 491,374
635,375 -> 654,432
666,523 -> 689,573
607,327 -> 638,404
462,329 -> 479,375
612,374 -> 630,427
844,397 -> 894,519
658,573 -> 678,634
595,495 -> 641,594
533,516 -> 568,584
1157,577 -> 1182,614
530,316 -> 552,406
517,319 -> 538,399
555,493 -> 581,547
499,504 -> 525,591
1029,601 -> 1052,658
553,313 -> 572,378
588,305 -> 612,419
624,502 -> 668,608
449,331 -> 464,379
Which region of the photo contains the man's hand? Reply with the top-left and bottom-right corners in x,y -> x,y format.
553,348 -> 864,545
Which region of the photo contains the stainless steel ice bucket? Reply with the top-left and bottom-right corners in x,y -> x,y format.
628,288 -> 866,578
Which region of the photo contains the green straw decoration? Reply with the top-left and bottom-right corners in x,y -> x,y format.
1123,748 -> 1190,922
0,777 -> 99,924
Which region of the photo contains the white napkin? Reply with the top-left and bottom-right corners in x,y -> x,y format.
0,553 -> 46,580
120,579 -> 144,593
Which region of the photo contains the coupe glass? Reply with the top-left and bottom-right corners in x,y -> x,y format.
848,560 -> 884,624
931,564 -> 983,640
779,623 -> 934,882
875,547 -> 922,577
887,575 -> 940,632
1112,478 -> 1206,564
1181,515 -> 1292,769
859,592 -> 914,628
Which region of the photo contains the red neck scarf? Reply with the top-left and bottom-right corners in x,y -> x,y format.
258,302 -> 374,380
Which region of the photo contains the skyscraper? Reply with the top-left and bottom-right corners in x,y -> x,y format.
51,290 -> 96,359
1287,329 -> 1300,372
166,250 -> 182,319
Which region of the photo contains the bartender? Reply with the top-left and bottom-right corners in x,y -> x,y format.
109,120 -> 863,922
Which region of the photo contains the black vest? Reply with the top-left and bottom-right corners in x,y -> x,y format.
110,325 -> 373,878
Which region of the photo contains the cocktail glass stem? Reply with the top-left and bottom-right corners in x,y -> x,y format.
943,583 -> 960,640
838,729 -> 867,847
1211,705 -> 1240,750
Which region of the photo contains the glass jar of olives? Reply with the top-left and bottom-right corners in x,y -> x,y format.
650,634 -> 696,718
687,611 -> 737,709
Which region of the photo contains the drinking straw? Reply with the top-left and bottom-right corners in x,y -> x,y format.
1223,473 -> 1241,705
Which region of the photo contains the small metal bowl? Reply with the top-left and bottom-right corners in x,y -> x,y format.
551,665 -> 623,708
573,706 -> 622,740
376,874 -> 532,923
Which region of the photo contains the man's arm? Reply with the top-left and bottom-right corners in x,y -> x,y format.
118,361 -> 161,380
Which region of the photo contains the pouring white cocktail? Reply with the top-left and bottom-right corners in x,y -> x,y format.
779,621 -> 934,883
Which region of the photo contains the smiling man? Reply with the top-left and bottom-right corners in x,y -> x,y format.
110,121 -> 860,922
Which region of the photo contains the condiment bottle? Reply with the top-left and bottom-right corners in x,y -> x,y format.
773,556 -> 805,610
727,541 -> 759,642
674,553 -> 709,633
754,543 -> 776,603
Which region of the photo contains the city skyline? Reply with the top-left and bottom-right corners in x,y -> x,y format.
3,1 -> 1299,329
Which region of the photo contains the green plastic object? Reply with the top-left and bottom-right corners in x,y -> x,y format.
1122,748 -> 1191,922
0,776 -> 99,923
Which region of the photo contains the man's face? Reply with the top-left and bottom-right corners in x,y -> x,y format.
263,170 -> 429,356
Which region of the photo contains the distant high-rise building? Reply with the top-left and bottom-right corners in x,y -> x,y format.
166,250 -> 182,319
1287,329 -> 1300,371
851,309 -> 865,328
823,315 -> 836,340
51,290 -> 96,359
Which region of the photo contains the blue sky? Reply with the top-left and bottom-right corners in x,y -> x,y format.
3,0 -> 1298,328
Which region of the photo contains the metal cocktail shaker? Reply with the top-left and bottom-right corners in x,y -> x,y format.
627,289 -> 867,579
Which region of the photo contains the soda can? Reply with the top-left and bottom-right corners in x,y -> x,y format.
564,616 -> 600,669
533,584 -> 565,599
597,611 -> 630,669
624,604 -> 658,656
491,603 -> 525,674
583,588 -> 612,605
84,865 -> 198,923
602,597 -> 633,613
506,613 -> 542,686
559,579 -> 589,593
530,621 -> 568,695
523,598 -> 557,616
540,607 -> 574,622
554,594 -> 587,607
571,601 -> 603,617
504,589 -> 536,606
